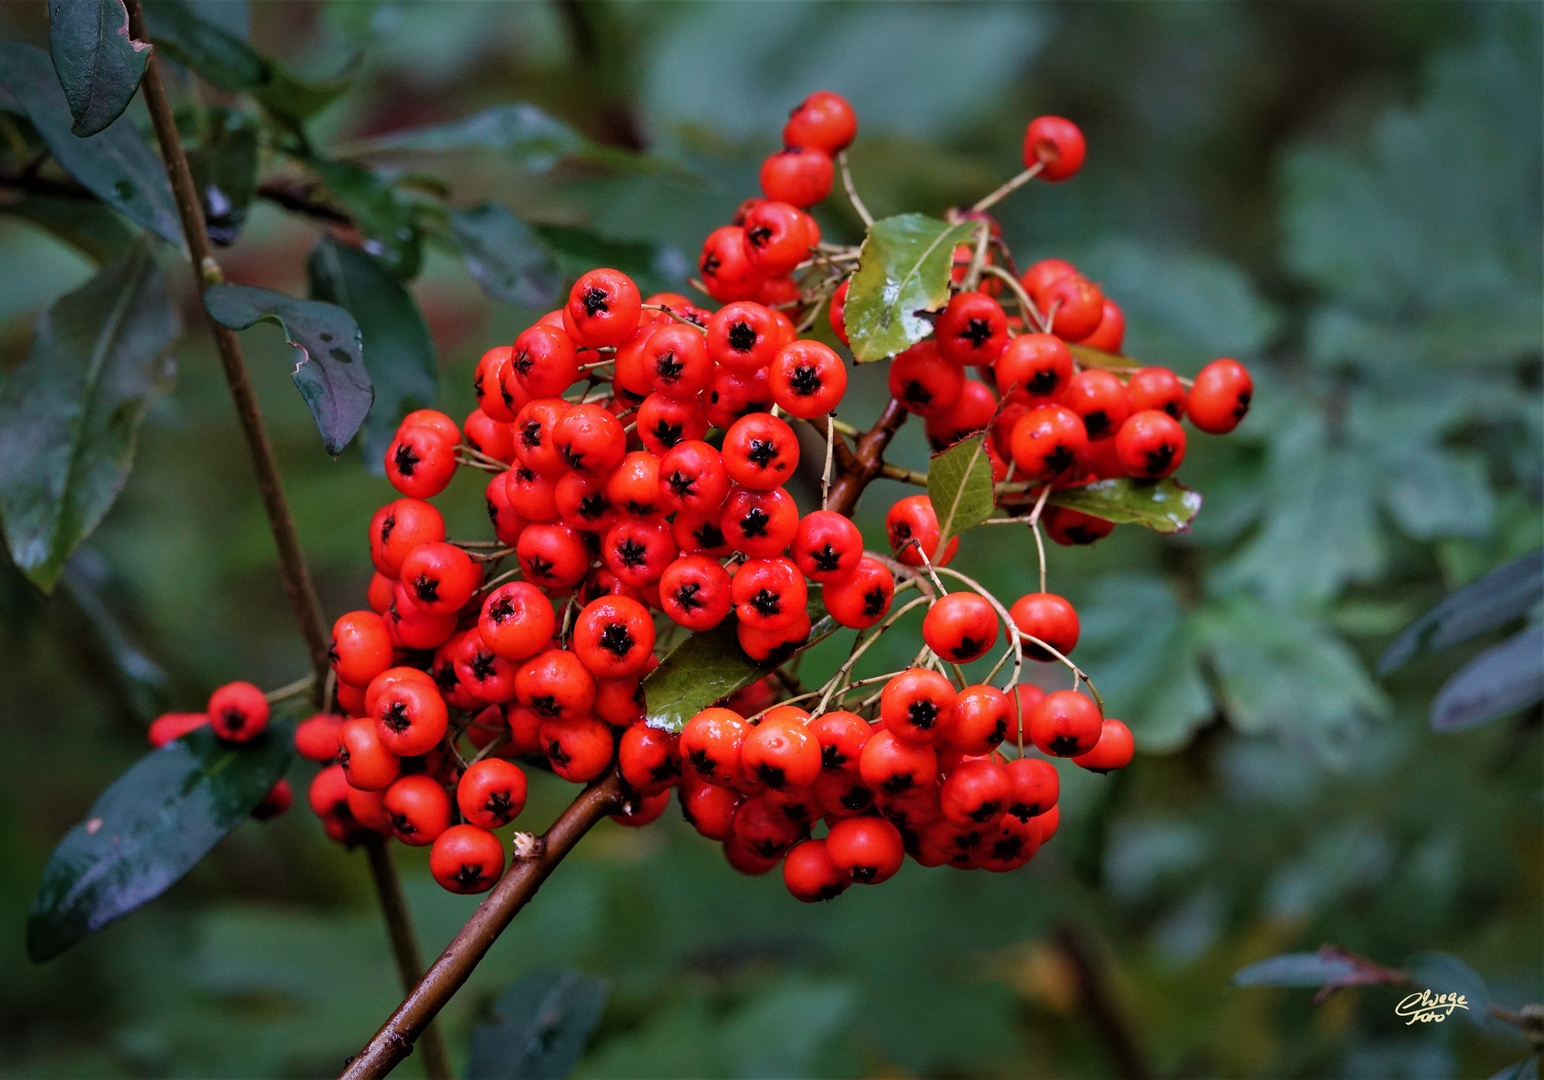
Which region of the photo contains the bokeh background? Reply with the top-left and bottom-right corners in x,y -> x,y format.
1,2 -> 1540,1077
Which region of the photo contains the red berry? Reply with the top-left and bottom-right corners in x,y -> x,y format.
554,471 -> 616,533
1020,258 -> 1077,300
829,279 -> 850,345
769,340 -> 847,418
783,91 -> 857,154
251,779 -> 292,821
822,557 -> 895,629
936,291 -> 1009,366
385,426 -> 456,499
808,710 -> 871,773
790,511 -> 863,583
642,323 -> 713,398
573,596 -> 656,678
540,715 -> 614,782
208,681 -> 269,742
659,554 -> 733,632
552,403 -> 626,477
880,668 -> 957,745
508,324 -> 579,398
699,226 -> 764,304
720,485 -> 799,559
759,146 -> 834,208
740,715 -> 821,790
383,774 -> 452,846
939,757 -> 1012,826
672,511 -> 731,557
888,340 -> 964,417
513,398 -> 572,475
148,712 -> 208,747
478,582 -> 555,661
457,758 -> 528,828
374,678 -> 449,757
733,794 -> 808,860
612,789 -> 672,827
516,522 -> 592,589
1115,409 -> 1187,478
1027,690 -> 1102,757
1022,116 -> 1086,182
399,542 -> 481,617
743,200 -> 813,277
294,713 -> 343,762
721,413 -> 800,490
945,685 -> 1010,756
618,723 -> 681,796
783,838 -> 846,902
516,649 -> 596,724
826,816 -> 904,884
1009,592 -> 1080,662
1072,717 -> 1134,773
564,268 -> 642,347
724,838 -> 781,875
703,365 -> 773,428
706,301 -> 782,373
429,824 -> 504,893
680,778 -> 740,840
1004,757 -> 1059,821
603,518 -> 679,588
401,409 -> 461,447
922,593 -> 1000,663
995,333 -> 1072,399
1126,366 -> 1187,420
658,440 -> 730,516
636,391 -> 708,454
680,708 -> 748,786
1076,298 -> 1125,354
1187,358 -> 1253,434
338,715 -> 401,790
473,346 -> 519,423
885,494 -> 958,567
924,379 -> 997,452
1008,404 -> 1088,480
1059,368 -> 1131,441
453,632 -> 522,705
1037,274 -> 1105,341
1043,505 -> 1116,546
730,556 -> 808,632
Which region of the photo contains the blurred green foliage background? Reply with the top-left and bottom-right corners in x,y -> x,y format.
1,2 -> 1540,1077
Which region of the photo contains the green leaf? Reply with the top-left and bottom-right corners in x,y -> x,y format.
0,42 -> 180,244
844,213 -> 976,363
643,609 -> 837,734
1,193 -> 139,262
305,157 -> 421,279
465,969 -> 609,1080
144,0 -> 264,90
59,551 -> 170,722
927,435 -> 993,550
305,237 -> 437,472
0,238 -> 177,593
1430,625 -> 1543,732
1047,478 -> 1202,534
186,107 -> 258,247
531,224 -> 688,296
252,59 -> 357,126
26,722 -> 292,962
1233,952 -> 1360,988
1379,550 -> 1542,673
449,205 -> 561,308
204,283 -> 373,456
1407,952 -> 1491,1028
47,0 -> 150,137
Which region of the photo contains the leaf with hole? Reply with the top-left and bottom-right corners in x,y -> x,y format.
844,213 -> 977,363
449,205 -> 561,308
204,283 -> 372,456
1047,478 -> 1202,534
1429,624 -> 1543,732
26,721 -> 293,962
0,42 -> 180,243
465,969 -> 609,1080
1379,550 -> 1543,674
47,0 -> 150,137
927,435 -> 994,550
306,237 -> 437,473
0,238 -> 177,593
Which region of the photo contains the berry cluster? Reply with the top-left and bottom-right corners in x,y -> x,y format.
146,92 -> 1252,902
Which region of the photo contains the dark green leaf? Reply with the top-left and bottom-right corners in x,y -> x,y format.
304,157 -> 421,278
449,205 -> 561,308
186,107 -> 258,246
465,969 -> 609,1080
845,213 -> 976,363
253,59 -> 357,126
0,42 -> 180,244
531,224 -> 688,296
1234,952 -> 1360,988
1379,551 -> 1543,674
1,192 -> 138,262
306,237 -> 437,472
143,0 -> 265,90
47,0 -> 150,137
1047,478 -> 1202,534
59,551 -> 170,722
204,283 -> 372,456
1407,952 -> 1490,1028
0,238 -> 177,592
27,722 -> 292,962
643,608 -> 837,734
1430,624 -> 1543,732
927,435 -> 993,550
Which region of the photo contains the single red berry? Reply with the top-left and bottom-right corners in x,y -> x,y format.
456,758 -> 528,828
430,824 -> 505,893
790,511 -> 863,584
573,595 -> 656,678
1005,683 -> 1046,743
699,226 -> 764,304
822,556 -> 895,629
724,838 -> 781,875
672,510 -> 731,557
1004,757 -> 1060,821
1022,116 -> 1086,182
978,814 -> 1040,871
344,784 -> 391,834
383,774 -> 452,846
703,365 -> 774,428
783,838 -> 845,902
936,291 -> 1009,366
814,771 -> 874,818
516,648 -> 596,723
618,723 -> 682,796
512,398 -> 572,476
741,716 -> 821,790
924,379 -> 997,452
759,146 -> 834,208
505,466 -> 560,523
642,323 -> 713,398
922,592 -> 1000,663
1027,690 -> 1102,757
743,200 -> 813,277
1072,717 -> 1135,773
659,554 -> 733,632
374,679 -> 449,757
637,391 -> 708,455
453,633 -> 522,705
251,779 -> 292,821
401,409 -> 461,447
1076,298 -> 1126,354
611,789 -> 672,827
940,757 -> 1012,827
294,713 -> 343,762
399,542 -> 481,617
1186,358 -> 1253,434
329,611 -> 392,687
554,471 -> 616,533
385,426 -> 456,499
680,778 -> 741,840
1115,409 -> 1187,478
603,518 -> 678,588
768,339 -> 847,418
540,715 -> 614,782
706,301 -> 782,373
552,403 -> 626,477
880,668 -> 957,745
473,346 -> 520,422
208,681 -> 269,742
364,666 -> 436,718
657,440 -> 730,516
721,413 -> 800,490
564,268 -> 642,347
485,473 -> 527,546
1009,592 -> 1080,661
826,816 -> 904,884
996,333 -> 1073,399
1043,505 -> 1116,546
720,485 -> 799,559
1008,404 -> 1088,480
508,324 -> 579,398
783,91 -> 857,154
1126,366 -> 1187,420
1020,258 -> 1077,300
945,684 -> 1010,756
516,521 -> 592,589
148,712 -> 207,747
337,715 -> 401,791
809,710 -> 871,773
829,279 -> 849,345
888,340 -> 964,417
604,452 -> 664,520
885,494 -> 959,567
680,707 -> 748,786
757,274 -> 801,308
731,556 -> 808,633
732,795 -> 808,860
385,584 -> 457,651
478,582 -> 556,661
1060,368 -> 1131,441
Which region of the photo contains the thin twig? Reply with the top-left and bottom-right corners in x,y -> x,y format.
973,161 -> 1044,213
837,150 -> 873,227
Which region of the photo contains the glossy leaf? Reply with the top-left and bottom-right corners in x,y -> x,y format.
306,237 -> 437,472
531,224 -> 689,296
1,193 -> 138,262
186,107 -> 258,246
465,969 -> 609,1080
1234,951 -> 1361,988
204,284 -> 372,456
27,722 -> 291,962
0,239 -> 177,592
0,42 -> 180,244
450,205 -> 561,308
305,157 -> 421,279
47,0 -> 150,137
927,435 -> 993,550
844,213 -> 976,363
643,608 -> 837,734
1430,624 -> 1544,732
1048,478 -> 1202,534
1379,550 -> 1543,674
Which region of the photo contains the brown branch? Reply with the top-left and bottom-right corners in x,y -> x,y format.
257,178 -> 354,226
362,836 -> 452,1077
124,0 -> 331,685
340,775 -> 626,1080
1053,921 -> 1152,1080
825,397 -> 909,515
